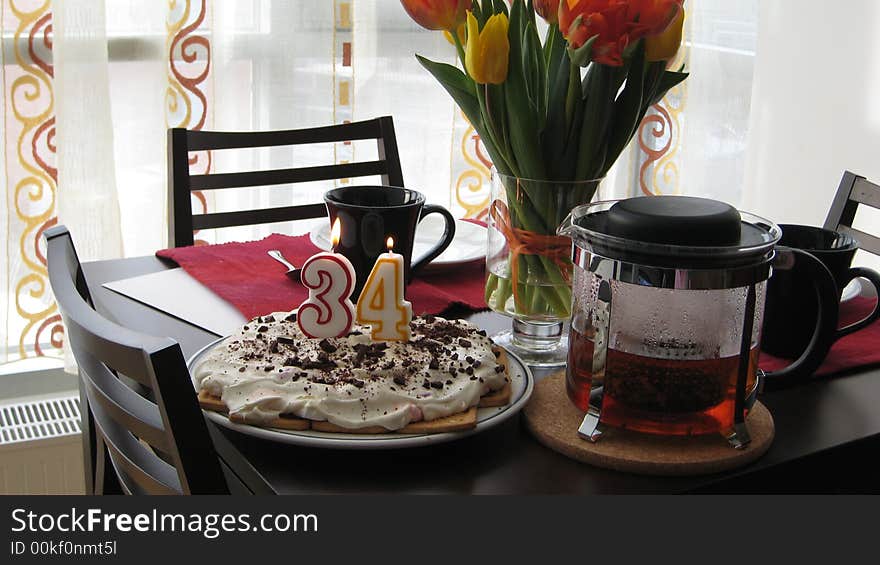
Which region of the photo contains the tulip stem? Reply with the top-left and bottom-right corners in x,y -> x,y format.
452,32 -> 467,71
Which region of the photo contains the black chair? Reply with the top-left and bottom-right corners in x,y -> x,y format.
825,171 -> 880,255
46,226 -> 263,494
168,116 -> 405,247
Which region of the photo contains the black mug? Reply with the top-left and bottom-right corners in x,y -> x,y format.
762,224 -> 880,388
324,186 -> 456,298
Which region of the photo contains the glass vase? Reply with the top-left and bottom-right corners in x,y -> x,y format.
485,170 -> 603,367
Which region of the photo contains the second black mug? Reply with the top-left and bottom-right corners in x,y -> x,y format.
762,224 -> 880,387
324,186 -> 456,299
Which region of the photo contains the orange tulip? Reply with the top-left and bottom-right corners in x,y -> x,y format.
400,0 -> 472,31
646,4 -> 684,62
534,0 -> 561,25
559,0 -> 682,66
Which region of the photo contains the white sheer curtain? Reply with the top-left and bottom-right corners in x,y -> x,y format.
53,0 -> 122,261
743,0 -> 880,273
5,0 -> 878,375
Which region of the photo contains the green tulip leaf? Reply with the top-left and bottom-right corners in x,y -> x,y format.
415,55 -> 482,129
648,69 -> 689,106
567,34 -> 599,68
605,41 -> 648,170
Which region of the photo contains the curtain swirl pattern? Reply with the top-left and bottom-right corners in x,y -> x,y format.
1,0 -> 758,371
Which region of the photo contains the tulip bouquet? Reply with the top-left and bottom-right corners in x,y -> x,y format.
401,0 -> 688,327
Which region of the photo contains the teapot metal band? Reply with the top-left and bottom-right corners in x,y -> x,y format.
571,247 -> 774,290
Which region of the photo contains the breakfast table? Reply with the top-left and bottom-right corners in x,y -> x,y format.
81,254 -> 880,494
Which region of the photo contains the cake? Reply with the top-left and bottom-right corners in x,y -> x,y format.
192,313 -> 511,433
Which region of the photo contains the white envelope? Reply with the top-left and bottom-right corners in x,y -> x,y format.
103,268 -> 247,336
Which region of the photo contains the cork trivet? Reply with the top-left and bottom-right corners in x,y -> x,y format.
523,372 -> 774,476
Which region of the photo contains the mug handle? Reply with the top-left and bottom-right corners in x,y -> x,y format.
763,248 -> 840,390
409,204 -> 456,278
836,267 -> 880,339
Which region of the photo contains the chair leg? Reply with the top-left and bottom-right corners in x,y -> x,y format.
94,435 -> 123,495
78,383 -> 96,495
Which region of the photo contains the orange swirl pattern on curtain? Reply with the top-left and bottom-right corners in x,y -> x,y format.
3,0 -> 63,359
637,103 -> 675,196
634,0 -> 691,196
453,114 -> 491,220
165,0 -> 212,244
333,0 -> 354,185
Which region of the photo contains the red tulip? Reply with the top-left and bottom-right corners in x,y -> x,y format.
400,0 -> 472,32
559,0 -> 682,66
534,0 -> 560,24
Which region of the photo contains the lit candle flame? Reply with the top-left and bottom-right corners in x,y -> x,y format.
386,236 -> 394,252
331,218 -> 342,248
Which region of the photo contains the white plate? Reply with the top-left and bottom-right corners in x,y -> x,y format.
188,339 -> 534,450
841,279 -> 861,302
310,216 -> 486,270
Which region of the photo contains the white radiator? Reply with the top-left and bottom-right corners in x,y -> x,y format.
0,393 -> 85,494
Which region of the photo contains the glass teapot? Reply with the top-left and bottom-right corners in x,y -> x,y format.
558,196 -> 839,448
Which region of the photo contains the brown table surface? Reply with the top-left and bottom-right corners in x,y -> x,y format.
83,256 -> 880,493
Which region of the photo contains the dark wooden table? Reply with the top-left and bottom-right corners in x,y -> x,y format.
83,256 -> 880,493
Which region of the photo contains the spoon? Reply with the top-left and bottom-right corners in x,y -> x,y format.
267,250 -> 301,279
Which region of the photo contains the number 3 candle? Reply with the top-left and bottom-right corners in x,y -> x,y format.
356,237 -> 413,342
297,219 -> 356,338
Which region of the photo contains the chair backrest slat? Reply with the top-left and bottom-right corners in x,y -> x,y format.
840,225 -> 880,255
825,171 -> 880,257
188,160 -> 391,191
93,401 -> 181,496
192,204 -> 328,231
168,116 -> 404,247
75,351 -> 169,452
852,178 -> 880,209
60,311 -> 164,388
46,225 -> 230,495
185,119 -> 385,151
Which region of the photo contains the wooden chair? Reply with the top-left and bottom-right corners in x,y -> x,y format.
825,171 -> 880,255
45,226 -> 259,494
168,116 -> 405,247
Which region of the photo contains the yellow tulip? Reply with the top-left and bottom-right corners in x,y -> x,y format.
465,11 -> 509,85
646,5 -> 685,63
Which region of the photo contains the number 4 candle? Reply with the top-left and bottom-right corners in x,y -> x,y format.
356,237 -> 413,342
297,219 -> 357,338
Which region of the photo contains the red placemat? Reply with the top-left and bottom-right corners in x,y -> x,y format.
156,233 -> 488,320
158,233 -> 879,379
759,296 -> 880,377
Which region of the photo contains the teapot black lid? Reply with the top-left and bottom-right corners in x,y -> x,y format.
605,196 -> 742,246
569,196 -> 781,269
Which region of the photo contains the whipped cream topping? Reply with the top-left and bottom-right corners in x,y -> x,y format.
192,313 -> 507,431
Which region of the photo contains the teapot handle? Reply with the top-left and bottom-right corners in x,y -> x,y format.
761,248 -> 840,391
